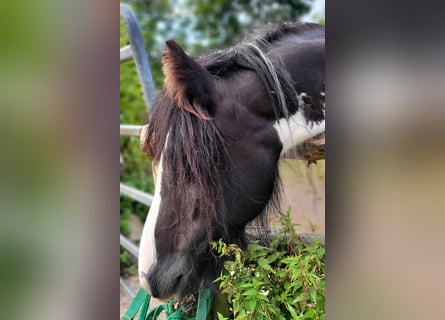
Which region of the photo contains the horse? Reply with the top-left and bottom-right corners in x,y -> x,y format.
138,22 -> 325,300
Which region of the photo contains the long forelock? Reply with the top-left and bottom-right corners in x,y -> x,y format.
146,94 -> 281,245
146,94 -> 229,242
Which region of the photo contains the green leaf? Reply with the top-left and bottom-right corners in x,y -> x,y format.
285,303 -> 299,319
242,289 -> 257,296
309,288 -> 317,303
303,308 -> 316,319
246,299 -> 257,311
217,312 -> 228,320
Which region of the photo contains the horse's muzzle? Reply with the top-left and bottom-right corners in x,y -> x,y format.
147,256 -> 199,300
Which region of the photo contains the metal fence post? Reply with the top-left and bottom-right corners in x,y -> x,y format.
120,3 -> 157,113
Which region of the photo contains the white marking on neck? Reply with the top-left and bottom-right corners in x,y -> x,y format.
138,153 -> 164,291
273,111 -> 325,155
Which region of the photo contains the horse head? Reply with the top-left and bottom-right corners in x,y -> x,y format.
139,23 -> 325,300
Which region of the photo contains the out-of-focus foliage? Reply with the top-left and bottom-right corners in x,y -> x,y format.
124,0 -> 313,62
189,0 -> 312,50
122,0 -> 176,88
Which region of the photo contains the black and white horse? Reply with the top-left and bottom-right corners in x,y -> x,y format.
139,22 -> 325,300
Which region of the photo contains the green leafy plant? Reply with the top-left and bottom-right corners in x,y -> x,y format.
212,209 -> 325,320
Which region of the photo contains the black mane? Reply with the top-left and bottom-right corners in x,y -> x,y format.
198,22 -> 323,119
200,22 -> 322,76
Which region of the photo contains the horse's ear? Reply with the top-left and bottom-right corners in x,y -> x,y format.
162,40 -> 214,119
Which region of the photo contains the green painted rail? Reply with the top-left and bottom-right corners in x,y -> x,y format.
121,288 -> 214,320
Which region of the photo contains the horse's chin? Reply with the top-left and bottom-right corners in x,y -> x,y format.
147,259 -> 201,301
152,278 -> 201,302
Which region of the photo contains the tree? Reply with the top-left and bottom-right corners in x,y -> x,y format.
189,0 -> 312,51
123,0 -> 313,75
